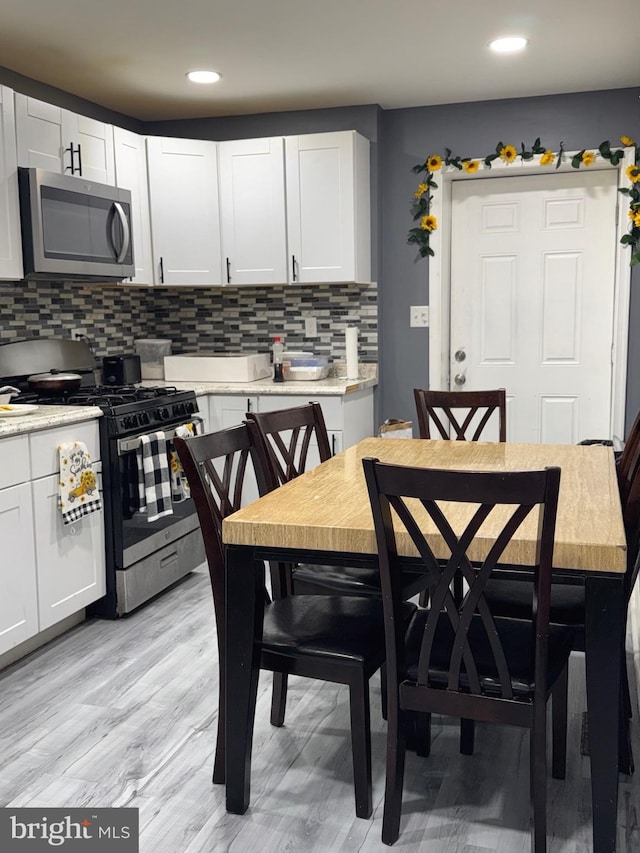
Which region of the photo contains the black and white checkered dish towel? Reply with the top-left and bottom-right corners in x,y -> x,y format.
58,441 -> 102,525
137,431 -> 173,522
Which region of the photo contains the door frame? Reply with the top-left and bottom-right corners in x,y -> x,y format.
427,148 -> 635,439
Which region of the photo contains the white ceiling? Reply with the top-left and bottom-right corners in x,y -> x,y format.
1,0 -> 638,122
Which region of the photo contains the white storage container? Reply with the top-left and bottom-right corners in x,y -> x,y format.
164,352 -> 271,383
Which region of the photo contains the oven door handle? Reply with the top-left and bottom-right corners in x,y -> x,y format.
117,417 -> 204,456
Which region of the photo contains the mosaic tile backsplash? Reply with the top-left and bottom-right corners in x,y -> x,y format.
0,279 -> 377,362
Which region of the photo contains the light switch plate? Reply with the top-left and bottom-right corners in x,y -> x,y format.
305,316 -> 318,336
410,305 -> 429,327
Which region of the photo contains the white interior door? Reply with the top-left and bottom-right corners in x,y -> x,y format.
450,169 -> 619,444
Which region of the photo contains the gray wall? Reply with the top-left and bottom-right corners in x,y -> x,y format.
379,88 -> 640,433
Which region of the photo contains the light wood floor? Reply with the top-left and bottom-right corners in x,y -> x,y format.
1,566 -> 639,853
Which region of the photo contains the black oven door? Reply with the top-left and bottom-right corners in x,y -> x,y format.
113,420 -> 203,570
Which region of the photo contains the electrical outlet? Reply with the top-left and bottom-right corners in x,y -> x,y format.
410,305 -> 429,328
70,327 -> 86,340
304,316 -> 318,337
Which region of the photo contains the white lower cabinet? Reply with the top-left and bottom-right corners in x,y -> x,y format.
32,468 -> 105,631
0,419 -> 107,655
207,389 -> 374,507
0,482 -> 38,655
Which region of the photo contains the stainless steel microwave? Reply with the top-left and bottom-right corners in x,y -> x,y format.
18,167 -> 135,281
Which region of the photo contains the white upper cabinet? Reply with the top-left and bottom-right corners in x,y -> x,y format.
113,127 -> 154,285
15,94 -> 115,184
146,137 -> 223,286
0,86 -> 23,280
285,130 -> 371,284
219,137 -> 287,286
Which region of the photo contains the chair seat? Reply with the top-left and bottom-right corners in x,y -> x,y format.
404,610 -> 575,698
264,595 -> 416,664
483,578 -> 585,625
292,563 -> 427,598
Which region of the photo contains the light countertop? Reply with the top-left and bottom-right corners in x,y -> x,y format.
0,405 -> 103,438
148,363 -> 378,397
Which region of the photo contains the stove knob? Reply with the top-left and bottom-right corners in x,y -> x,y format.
123,415 -> 133,429
187,400 -> 196,414
161,407 -> 169,419
175,402 -> 186,416
140,411 -> 150,425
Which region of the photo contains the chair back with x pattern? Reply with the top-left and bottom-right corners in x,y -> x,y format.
363,458 -> 561,702
245,401 -> 332,488
414,388 -> 507,442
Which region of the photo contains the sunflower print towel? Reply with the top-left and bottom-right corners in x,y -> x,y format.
59,441 -> 102,525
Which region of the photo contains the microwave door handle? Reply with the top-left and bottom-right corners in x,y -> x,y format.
112,202 -> 131,263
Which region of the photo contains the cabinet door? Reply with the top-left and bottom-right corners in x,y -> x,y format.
0,483 -> 38,655
113,127 -> 154,285
285,131 -> 371,284
219,137 -> 287,285
32,471 -> 106,630
15,94 -> 68,173
0,86 -> 23,280
146,137 -> 222,286
67,112 -> 115,184
16,94 -> 115,183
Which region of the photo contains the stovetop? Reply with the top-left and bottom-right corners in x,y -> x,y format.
9,384 -> 199,437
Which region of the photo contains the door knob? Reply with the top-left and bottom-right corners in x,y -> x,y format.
454,372 -> 466,386
454,348 -> 466,362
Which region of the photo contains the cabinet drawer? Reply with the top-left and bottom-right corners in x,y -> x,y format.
29,420 -> 100,480
0,434 -> 30,488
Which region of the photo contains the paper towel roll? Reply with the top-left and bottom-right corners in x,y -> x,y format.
345,325 -> 359,379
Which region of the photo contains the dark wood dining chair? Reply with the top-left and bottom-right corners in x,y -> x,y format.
413,387 -> 507,441
174,425 -> 415,818
245,402 -> 428,601
482,409 -> 640,772
363,457 -> 571,850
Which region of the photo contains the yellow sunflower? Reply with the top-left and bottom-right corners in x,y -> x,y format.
499,144 -> 517,163
462,159 -> 479,174
621,135 -> 635,147
540,150 -> 555,166
420,214 -> 438,232
582,151 -> 596,167
413,183 -> 428,199
626,164 -> 640,184
630,209 -> 640,228
426,155 -> 443,172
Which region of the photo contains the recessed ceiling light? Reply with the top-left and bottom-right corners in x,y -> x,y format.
489,36 -> 528,53
186,70 -> 222,84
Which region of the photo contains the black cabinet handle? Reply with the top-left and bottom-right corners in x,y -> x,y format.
226,257 -> 231,284
64,143 -> 75,173
159,256 -> 165,284
331,434 -> 336,456
291,254 -> 297,282
76,142 -> 83,176
246,398 -> 252,412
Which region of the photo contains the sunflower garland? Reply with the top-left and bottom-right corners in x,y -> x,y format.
408,136 -> 640,266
